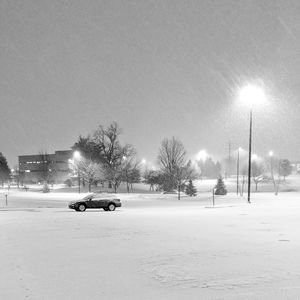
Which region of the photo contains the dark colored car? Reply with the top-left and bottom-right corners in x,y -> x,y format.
68,194 -> 122,212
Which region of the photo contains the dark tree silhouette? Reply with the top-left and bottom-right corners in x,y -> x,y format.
214,177 -> 227,195
158,137 -> 196,200
185,179 -> 197,196
0,152 -> 10,187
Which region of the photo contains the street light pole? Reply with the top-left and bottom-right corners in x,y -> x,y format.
247,110 -> 253,203
78,170 -> 80,194
239,83 -> 267,203
237,148 -> 240,196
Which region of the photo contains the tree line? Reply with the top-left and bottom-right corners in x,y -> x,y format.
71,123 -> 199,198
0,122 -> 296,197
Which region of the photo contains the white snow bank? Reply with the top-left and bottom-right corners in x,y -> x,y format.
1,192 -> 300,299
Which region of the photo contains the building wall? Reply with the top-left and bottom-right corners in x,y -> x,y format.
19,150 -> 73,183
291,161 -> 300,173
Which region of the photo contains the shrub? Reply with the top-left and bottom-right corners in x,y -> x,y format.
185,179 -> 197,196
214,177 -> 227,195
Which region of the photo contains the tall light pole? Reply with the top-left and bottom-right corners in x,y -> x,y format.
236,147 -> 241,196
73,151 -> 81,194
247,111 -> 253,203
239,84 -> 267,204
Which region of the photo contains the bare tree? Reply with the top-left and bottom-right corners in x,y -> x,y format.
143,170 -> 164,191
38,151 -> 52,192
158,137 -> 195,200
251,161 -> 265,192
122,157 -> 141,192
71,157 -> 103,192
267,156 -> 283,196
92,122 -> 137,193
239,166 -> 248,196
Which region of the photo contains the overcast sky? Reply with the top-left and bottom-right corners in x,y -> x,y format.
1,0 -> 300,167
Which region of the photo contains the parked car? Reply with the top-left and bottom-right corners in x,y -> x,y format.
68,194 -> 122,212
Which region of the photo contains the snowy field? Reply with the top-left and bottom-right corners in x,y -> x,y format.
1,188 -> 300,299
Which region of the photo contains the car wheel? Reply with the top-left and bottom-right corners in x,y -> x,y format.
78,204 -> 86,212
107,203 -> 116,211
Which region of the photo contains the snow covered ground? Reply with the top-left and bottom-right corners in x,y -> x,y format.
1,188 -> 300,299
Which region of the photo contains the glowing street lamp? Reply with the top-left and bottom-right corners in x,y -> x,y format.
196,150 -> 208,162
239,83 -> 267,203
73,151 -> 81,193
73,150 -> 81,160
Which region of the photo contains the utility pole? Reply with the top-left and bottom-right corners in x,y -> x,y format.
237,147 -> 240,196
228,141 -> 231,177
247,110 -> 253,203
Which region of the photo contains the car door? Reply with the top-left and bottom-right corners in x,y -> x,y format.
94,197 -> 108,208
85,195 -> 94,208
90,196 -> 103,208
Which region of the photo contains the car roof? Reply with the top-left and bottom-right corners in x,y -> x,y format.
82,193 -> 96,200
82,193 -> 118,200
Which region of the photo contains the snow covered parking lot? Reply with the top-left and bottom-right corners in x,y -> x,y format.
1,191 -> 300,299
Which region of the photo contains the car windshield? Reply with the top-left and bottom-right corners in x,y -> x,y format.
82,193 -> 116,201
82,194 -> 95,200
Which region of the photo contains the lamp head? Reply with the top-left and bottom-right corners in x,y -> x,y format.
196,150 -> 208,162
73,151 -> 81,159
238,84 -> 267,108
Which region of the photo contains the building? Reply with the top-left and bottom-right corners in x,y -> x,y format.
18,150 -> 73,184
291,161 -> 300,173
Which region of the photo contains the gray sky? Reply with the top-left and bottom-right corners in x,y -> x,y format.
1,0 -> 300,167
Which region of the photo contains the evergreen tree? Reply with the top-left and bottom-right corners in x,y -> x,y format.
185,179 -> 197,196
214,177 -> 227,195
0,152 -> 10,187
279,159 -> 292,181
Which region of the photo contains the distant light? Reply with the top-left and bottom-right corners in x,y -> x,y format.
196,150 -> 208,162
141,159 -> 146,164
252,154 -> 258,160
269,151 -> 274,157
122,156 -> 127,160
73,151 -> 81,159
239,84 -> 267,108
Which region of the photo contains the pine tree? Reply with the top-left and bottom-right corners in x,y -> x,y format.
185,179 -> 197,196
214,177 -> 227,195
279,159 -> 292,181
0,152 -> 10,187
